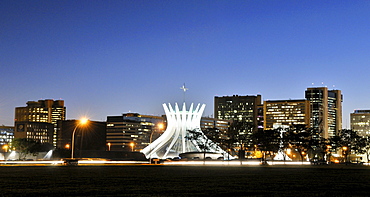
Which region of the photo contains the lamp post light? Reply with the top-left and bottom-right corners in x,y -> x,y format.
301,151 -> 306,164
2,144 -> 9,153
148,123 -> 164,160
150,123 -> 164,144
326,145 -> 332,163
107,142 -> 111,151
342,146 -> 348,164
130,142 -> 135,152
71,118 -> 89,159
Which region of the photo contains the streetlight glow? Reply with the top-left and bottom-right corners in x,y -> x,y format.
107,142 -> 111,151
71,118 -> 89,159
157,123 -> 164,130
80,118 -> 89,125
2,145 -> 9,152
130,142 -> 135,152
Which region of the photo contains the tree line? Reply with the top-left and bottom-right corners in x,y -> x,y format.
201,124 -> 370,163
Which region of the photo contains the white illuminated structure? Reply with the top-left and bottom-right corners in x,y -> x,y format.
273,124 -> 292,161
142,103 -> 228,159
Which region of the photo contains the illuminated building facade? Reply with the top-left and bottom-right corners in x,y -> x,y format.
14,99 -> 66,145
200,117 -> 232,143
0,126 -> 14,146
200,117 -> 232,132
305,87 -> 342,139
214,95 -> 262,132
351,110 -> 370,137
264,99 -> 310,130
14,121 -> 54,144
106,113 -> 165,152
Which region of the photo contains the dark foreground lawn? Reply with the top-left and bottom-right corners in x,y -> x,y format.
0,164 -> 369,196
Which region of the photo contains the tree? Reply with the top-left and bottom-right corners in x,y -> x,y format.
12,138 -> 53,160
205,127 -> 237,160
251,129 -> 281,164
363,136 -> 370,163
339,129 -> 367,163
283,125 -> 313,163
227,121 -> 255,159
12,138 -> 39,160
185,129 -> 216,162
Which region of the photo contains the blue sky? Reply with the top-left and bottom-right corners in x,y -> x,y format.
1,1 -> 369,127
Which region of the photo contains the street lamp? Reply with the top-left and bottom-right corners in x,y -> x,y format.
326,145 -> 332,163
150,123 -> 164,144
148,123 -> 164,160
342,146 -> 348,163
2,144 -> 9,152
107,142 -> 111,151
130,142 -> 135,152
71,118 -> 89,159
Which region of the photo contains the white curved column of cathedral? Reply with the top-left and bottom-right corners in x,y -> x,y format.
141,103 -> 205,159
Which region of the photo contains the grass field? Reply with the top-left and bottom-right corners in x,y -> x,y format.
0,164 -> 369,196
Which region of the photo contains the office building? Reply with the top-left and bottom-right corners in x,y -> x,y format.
264,99 -> 310,130
14,122 -> 53,144
201,117 -> 232,132
351,110 -> 370,137
214,95 -> 262,132
201,117 -> 232,142
305,87 -> 342,139
14,99 -> 66,145
106,113 -> 165,152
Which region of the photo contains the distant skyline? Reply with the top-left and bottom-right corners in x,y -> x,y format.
1,1 -> 370,127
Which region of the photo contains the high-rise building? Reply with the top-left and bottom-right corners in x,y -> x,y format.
14,99 -> 66,145
214,95 -> 262,158
351,110 -> 370,137
214,95 -> 262,132
264,99 -> 310,130
305,87 -> 342,139
106,113 -> 165,152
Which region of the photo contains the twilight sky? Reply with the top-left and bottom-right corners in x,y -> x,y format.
1,1 -> 370,127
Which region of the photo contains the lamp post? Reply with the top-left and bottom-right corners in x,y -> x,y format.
2,144 -> 9,153
149,123 -> 164,160
342,146 -> 348,164
107,142 -> 111,151
71,118 -> 88,159
150,123 -> 164,144
326,145 -> 332,163
130,142 -> 135,152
